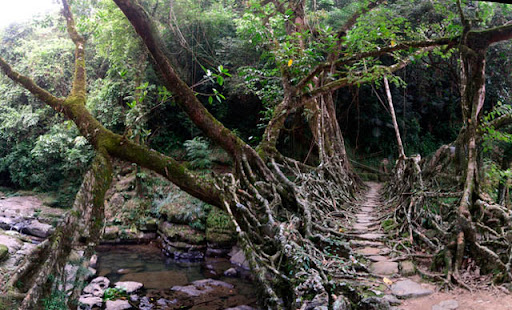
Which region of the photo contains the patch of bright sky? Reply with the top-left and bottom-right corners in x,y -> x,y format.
0,0 -> 60,29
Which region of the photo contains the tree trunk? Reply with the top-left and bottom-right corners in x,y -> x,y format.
384,77 -> 406,160
5,152 -> 112,310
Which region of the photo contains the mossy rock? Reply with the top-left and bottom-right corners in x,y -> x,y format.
0,244 -> 8,262
206,207 -> 235,231
103,226 -> 120,240
115,174 -> 136,192
119,226 -> 143,240
159,222 -> 205,244
41,195 -> 59,208
159,200 -> 209,225
138,218 -> 158,232
206,229 -> 236,247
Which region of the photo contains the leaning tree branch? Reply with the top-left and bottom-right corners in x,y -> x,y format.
62,0 -> 86,99
0,37 -> 222,209
484,112 -> 512,130
0,57 -> 63,110
295,37 -> 458,91
468,22 -> 512,48
112,0 -> 252,161
303,47 -> 433,99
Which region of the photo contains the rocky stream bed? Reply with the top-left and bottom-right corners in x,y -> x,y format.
0,180 -> 260,310
78,244 -> 258,310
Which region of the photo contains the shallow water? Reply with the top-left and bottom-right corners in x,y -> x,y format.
97,244 -> 203,287
95,243 -> 258,308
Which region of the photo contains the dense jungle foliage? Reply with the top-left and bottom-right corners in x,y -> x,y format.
0,0 -> 510,206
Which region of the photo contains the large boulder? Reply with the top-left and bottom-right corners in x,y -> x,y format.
23,219 -> 54,238
159,222 -> 205,244
103,226 -> 120,240
159,222 -> 206,259
229,247 -> 250,270
206,207 -> 236,248
0,233 -> 23,253
0,216 -> 16,230
157,193 -> 209,225
160,239 -> 206,260
105,299 -> 132,310
358,297 -> 391,310
115,174 -> 136,192
114,281 -> 143,294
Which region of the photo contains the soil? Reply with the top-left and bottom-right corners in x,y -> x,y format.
399,288 -> 512,310
0,194 -> 65,218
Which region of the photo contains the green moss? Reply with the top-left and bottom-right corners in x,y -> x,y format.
156,191 -> 209,226
381,219 -> 397,232
204,208 -> 236,246
160,223 -> 205,244
0,244 -> 8,261
206,230 -> 236,246
206,207 -> 235,231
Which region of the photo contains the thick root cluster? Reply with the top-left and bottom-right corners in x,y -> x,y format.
384,144 -> 512,288
217,155 -> 364,309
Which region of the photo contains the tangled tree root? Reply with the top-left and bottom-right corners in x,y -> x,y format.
4,154 -> 379,309
214,155 -> 374,309
384,145 -> 512,290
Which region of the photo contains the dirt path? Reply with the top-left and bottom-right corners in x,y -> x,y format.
349,182 -> 512,310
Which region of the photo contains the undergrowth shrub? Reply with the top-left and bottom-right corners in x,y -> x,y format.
184,136 -> 212,170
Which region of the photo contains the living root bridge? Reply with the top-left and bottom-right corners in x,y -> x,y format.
385,147 -> 512,288
213,152 -> 366,309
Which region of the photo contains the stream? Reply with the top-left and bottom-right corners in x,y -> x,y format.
95,243 -> 259,309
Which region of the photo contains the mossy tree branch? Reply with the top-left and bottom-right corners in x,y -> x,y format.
0,3 -> 223,208
112,0 -> 247,158
62,0 -> 86,99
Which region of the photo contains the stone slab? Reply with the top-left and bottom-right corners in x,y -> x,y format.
358,233 -> 385,240
356,215 -> 375,220
370,261 -> 398,275
350,240 -> 384,247
400,260 -> 415,276
105,300 -> 131,310
391,279 -> 433,299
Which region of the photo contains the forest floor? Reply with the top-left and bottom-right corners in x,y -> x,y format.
352,182 -> 512,310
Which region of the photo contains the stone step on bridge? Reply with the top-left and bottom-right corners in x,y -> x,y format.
347,182 -> 441,309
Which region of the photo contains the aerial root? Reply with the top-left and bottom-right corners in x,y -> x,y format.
384,150 -> 512,291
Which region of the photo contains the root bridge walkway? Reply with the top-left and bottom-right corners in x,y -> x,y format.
347,182 -> 436,309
